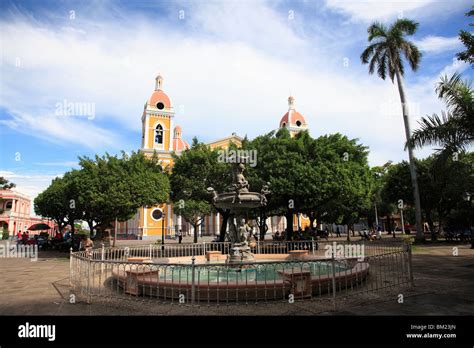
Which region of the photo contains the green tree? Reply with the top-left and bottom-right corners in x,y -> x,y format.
244,128 -> 313,240
35,151 -> 170,246
77,151 -> 170,239
170,140 -> 229,243
34,177 -> 70,235
244,130 -> 373,241
361,18 -> 424,241
312,134 -> 374,241
0,177 -> 15,190
457,6 -> 474,66
382,155 -> 474,239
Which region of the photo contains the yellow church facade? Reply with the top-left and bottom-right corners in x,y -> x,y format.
116,74 -> 310,240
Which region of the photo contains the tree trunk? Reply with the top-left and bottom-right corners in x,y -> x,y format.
70,221 -> 76,250
387,215 -> 392,234
86,220 -> 95,239
394,67 -> 424,242
219,211 -> 229,242
426,210 -> 436,241
193,223 -> 198,243
285,210 -> 294,241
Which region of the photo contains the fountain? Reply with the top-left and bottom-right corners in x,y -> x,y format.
207,159 -> 270,263
99,157 -> 371,302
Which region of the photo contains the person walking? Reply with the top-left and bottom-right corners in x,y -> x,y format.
178,230 -> 183,244
336,226 -> 341,238
377,225 -> 382,239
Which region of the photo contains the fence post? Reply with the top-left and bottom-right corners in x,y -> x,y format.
86,257 -> 92,304
406,241 -> 414,287
191,256 -> 196,305
203,241 -> 207,254
257,240 -> 261,255
69,247 -> 73,290
149,244 -> 152,259
311,238 -> 316,256
331,248 -> 337,311
101,243 -> 105,273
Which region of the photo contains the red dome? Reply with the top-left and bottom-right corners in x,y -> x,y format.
173,138 -> 190,152
148,90 -> 172,109
280,110 -> 307,128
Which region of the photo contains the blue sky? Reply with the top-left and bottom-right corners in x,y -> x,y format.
0,0 -> 472,202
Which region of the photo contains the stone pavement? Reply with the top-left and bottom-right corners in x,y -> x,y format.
0,241 -> 473,315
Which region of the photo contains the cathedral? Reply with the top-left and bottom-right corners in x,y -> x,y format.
116,74 -> 310,240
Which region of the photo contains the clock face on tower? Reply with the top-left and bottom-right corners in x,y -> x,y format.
156,102 -> 165,110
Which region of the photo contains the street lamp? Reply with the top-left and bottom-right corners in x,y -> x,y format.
399,207 -> 405,238
161,212 -> 166,251
464,192 -> 473,249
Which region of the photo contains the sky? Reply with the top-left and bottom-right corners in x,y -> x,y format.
0,0 -> 472,206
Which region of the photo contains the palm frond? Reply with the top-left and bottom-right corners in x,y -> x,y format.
377,51 -> 388,80
401,41 -> 421,71
392,19 -> 419,35
436,73 -> 473,118
367,22 -> 387,41
360,42 -> 382,64
408,111 -> 472,150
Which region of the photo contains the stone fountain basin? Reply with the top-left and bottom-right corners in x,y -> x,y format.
213,192 -> 264,210
111,253 -> 369,301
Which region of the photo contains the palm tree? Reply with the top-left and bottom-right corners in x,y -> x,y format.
408,73 -> 473,154
361,19 -> 424,241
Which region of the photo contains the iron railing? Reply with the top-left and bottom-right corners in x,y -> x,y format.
70,239 -> 413,307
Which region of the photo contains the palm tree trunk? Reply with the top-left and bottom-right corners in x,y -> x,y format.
394,67 -> 424,242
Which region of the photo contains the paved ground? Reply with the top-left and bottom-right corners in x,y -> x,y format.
0,239 -> 473,315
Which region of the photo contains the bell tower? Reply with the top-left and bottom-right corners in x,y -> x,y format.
141,74 -> 174,155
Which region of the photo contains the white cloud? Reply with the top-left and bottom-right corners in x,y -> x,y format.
415,36 -> 462,53
0,110 -> 120,150
0,170 -> 62,204
324,0 -> 469,22
324,0 -> 432,22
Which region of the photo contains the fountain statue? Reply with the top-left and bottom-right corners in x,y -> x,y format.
208,160 -> 269,263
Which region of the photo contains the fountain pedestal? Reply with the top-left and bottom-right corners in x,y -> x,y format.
228,243 -> 255,263
208,161 -> 270,265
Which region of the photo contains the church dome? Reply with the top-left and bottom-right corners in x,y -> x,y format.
148,74 -> 172,110
279,96 -> 307,129
173,125 -> 190,152
279,110 -> 307,128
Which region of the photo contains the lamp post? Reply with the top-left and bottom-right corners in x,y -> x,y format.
400,208 -> 405,237
464,192 -> 473,249
161,212 -> 165,251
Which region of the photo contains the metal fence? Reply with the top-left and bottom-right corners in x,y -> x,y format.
70,239 -> 413,307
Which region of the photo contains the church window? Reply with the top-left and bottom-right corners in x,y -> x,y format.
155,124 -> 164,144
156,102 -> 165,110
296,120 -> 302,127
151,208 -> 163,221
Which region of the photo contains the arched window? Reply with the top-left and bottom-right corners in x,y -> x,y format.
155,124 -> 163,144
